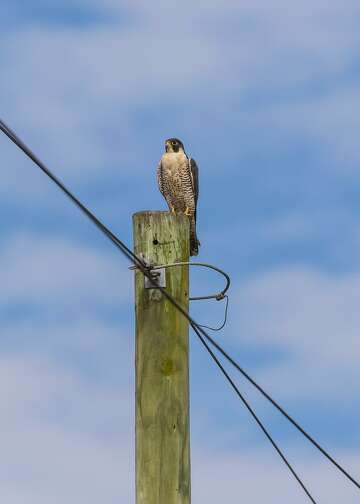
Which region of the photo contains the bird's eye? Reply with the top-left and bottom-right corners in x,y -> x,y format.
172,141 -> 177,145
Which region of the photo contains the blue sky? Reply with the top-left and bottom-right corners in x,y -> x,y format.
1,1 -> 360,502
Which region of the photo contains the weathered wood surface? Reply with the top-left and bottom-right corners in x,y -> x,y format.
133,211 -> 191,504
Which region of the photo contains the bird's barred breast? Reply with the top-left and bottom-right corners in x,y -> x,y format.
160,152 -> 195,213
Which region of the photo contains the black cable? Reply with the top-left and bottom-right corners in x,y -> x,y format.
134,264 -> 360,492
196,325 -> 360,491
1,117 -> 358,498
0,119 -> 146,272
195,330 -> 317,503
0,117 -> 314,501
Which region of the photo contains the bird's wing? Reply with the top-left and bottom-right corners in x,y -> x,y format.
189,158 -> 199,205
157,160 -> 165,195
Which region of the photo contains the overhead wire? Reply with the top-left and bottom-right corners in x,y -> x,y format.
195,321 -> 360,491
0,119 -> 146,272
0,117 -> 315,502
195,330 -> 317,503
1,117 -> 359,499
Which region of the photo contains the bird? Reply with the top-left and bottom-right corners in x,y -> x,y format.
157,138 -> 200,256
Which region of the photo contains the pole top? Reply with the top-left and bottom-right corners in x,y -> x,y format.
133,210 -> 169,217
132,211 -> 190,227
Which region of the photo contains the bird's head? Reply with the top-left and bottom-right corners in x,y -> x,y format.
165,138 -> 184,153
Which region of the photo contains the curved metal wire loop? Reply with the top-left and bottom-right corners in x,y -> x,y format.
196,294 -> 229,332
141,261 -> 231,331
152,261 -> 230,301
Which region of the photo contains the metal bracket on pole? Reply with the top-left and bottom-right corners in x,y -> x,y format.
144,267 -> 166,289
129,253 -> 166,289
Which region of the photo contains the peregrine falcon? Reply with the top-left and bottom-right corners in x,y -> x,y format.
157,138 -> 200,256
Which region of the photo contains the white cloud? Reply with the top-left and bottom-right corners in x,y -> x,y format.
233,266 -> 360,399
0,348 -> 358,504
1,232 -> 132,310
1,0 -> 359,187
193,445 -> 360,503
0,229 -> 358,503
1,4 -> 360,501
0,21 -> 226,176
250,82 -> 360,171
0,352 -> 133,503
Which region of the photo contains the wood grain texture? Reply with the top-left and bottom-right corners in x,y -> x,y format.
133,211 -> 191,504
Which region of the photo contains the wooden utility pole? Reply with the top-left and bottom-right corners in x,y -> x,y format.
133,211 -> 191,504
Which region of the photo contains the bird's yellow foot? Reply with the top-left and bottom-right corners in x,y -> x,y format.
170,205 -> 176,214
184,207 -> 192,216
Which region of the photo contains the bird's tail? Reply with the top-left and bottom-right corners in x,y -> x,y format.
190,216 -> 200,256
